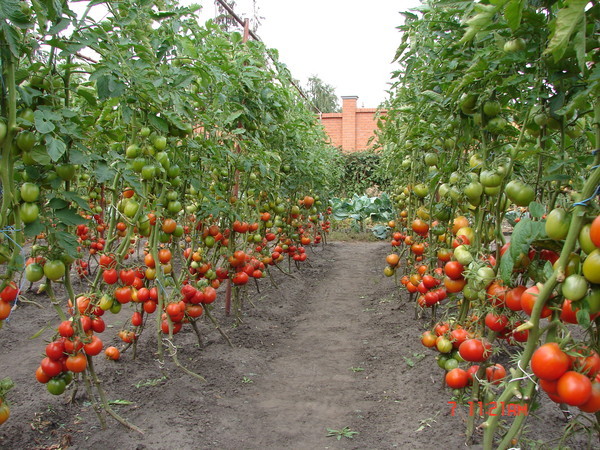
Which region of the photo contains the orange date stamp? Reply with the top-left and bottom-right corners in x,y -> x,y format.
449,401 -> 529,417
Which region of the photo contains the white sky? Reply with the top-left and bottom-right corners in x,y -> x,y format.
186,0 -> 423,108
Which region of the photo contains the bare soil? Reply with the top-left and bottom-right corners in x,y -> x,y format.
0,241 -> 592,449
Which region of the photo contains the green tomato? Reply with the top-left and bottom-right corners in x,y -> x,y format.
44,260 -> 66,281
153,135 -> 167,151
20,202 -> 39,224
47,377 -> 67,395
413,184 -> 428,198
141,165 -> 155,180
463,181 -> 483,205
20,182 -> 40,202
166,190 -> 179,202
561,274 -> 589,301
130,157 -> 146,173
110,301 -> 122,314
126,144 -> 140,158
483,101 -> 501,117
476,266 -> 495,288
444,358 -> 459,371
469,154 -> 483,169
486,117 -> 507,134
437,354 -> 450,369
123,199 -> 140,218
16,130 -> 36,152
167,200 -> 182,214
504,38 -> 525,52
583,288 -> 600,314
424,152 -> 439,166
454,245 -> 473,266
436,337 -> 453,353
25,263 -> 44,282
99,294 -> 114,311
579,224 -> 597,255
479,170 -> 503,188
56,164 -> 76,181
484,185 -> 501,196
167,164 -> 180,179
505,180 -> 535,207
204,236 -> 215,248
545,208 -> 571,240
19,108 -> 35,125
156,151 -> 170,169
459,93 -> 477,115
583,249 -> 600,284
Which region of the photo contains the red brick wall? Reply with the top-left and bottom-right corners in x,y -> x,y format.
319,96 -> 385,153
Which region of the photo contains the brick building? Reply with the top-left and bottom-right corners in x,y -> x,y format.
319,96 -> 386,153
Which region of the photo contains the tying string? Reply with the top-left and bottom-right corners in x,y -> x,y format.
573,184 -> 600,207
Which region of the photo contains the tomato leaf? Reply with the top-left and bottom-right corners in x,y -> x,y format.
45,135 -> 67,162
149,115 -> 169,133
55,231 -> 80,259
576,308 -> 591,328
504,0 -> 524,30
0,22 -> 22,58
0,0 -> 33,27
528,201 -> 545,219
500,218 -> 546,283
63,191 -> 91,212
54,207 -> 88,226
24,219 -> 44,238
47,197 -> 69,210
544,0 -> 587,62
94,162 -> 116,183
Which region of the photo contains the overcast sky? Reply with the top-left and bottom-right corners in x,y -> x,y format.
186,0 -> 423,108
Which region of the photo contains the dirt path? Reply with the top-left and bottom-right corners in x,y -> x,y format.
0,241 -> 581,449
201,241 -> 379,449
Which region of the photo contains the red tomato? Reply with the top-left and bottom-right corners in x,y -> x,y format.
484,313 -> 509,332
521,285 -> 552,318
505,285 -> 526,311
459,339 -> 492,363
131,311 -> 143,327
579,381 -> 600,413
40,356 -> 63,377
450,328 -> 470,349
444,261 -> 464,280
590,215 -> 600,248
114,287 -> 132,304
446,368 -> 469,389
102,269 -> 118,285
202,286 -> 217,304
486,364 -> 506,385
486,281 -> 507,307
531,343 -> 571,381
557,371 -> 593,406
232,271 -> 249,285
58,320 -> 74,338
46,340 -> 65,360
83,335 -> 103,356
92,317 -> 106,333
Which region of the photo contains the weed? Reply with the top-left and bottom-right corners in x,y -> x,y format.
326,426 -> 359,440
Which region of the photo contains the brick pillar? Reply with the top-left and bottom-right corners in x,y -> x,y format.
341,96 -> 358,152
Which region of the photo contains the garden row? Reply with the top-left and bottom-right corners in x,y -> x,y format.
0,0 -> 340,429
378,1 -> 599,448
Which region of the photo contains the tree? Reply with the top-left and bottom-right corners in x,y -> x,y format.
303,76 -> 340,114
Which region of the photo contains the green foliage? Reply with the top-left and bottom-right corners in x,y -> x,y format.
330,193 -> 393,236
334,151 -> 390,197
304,75 -> 339,113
